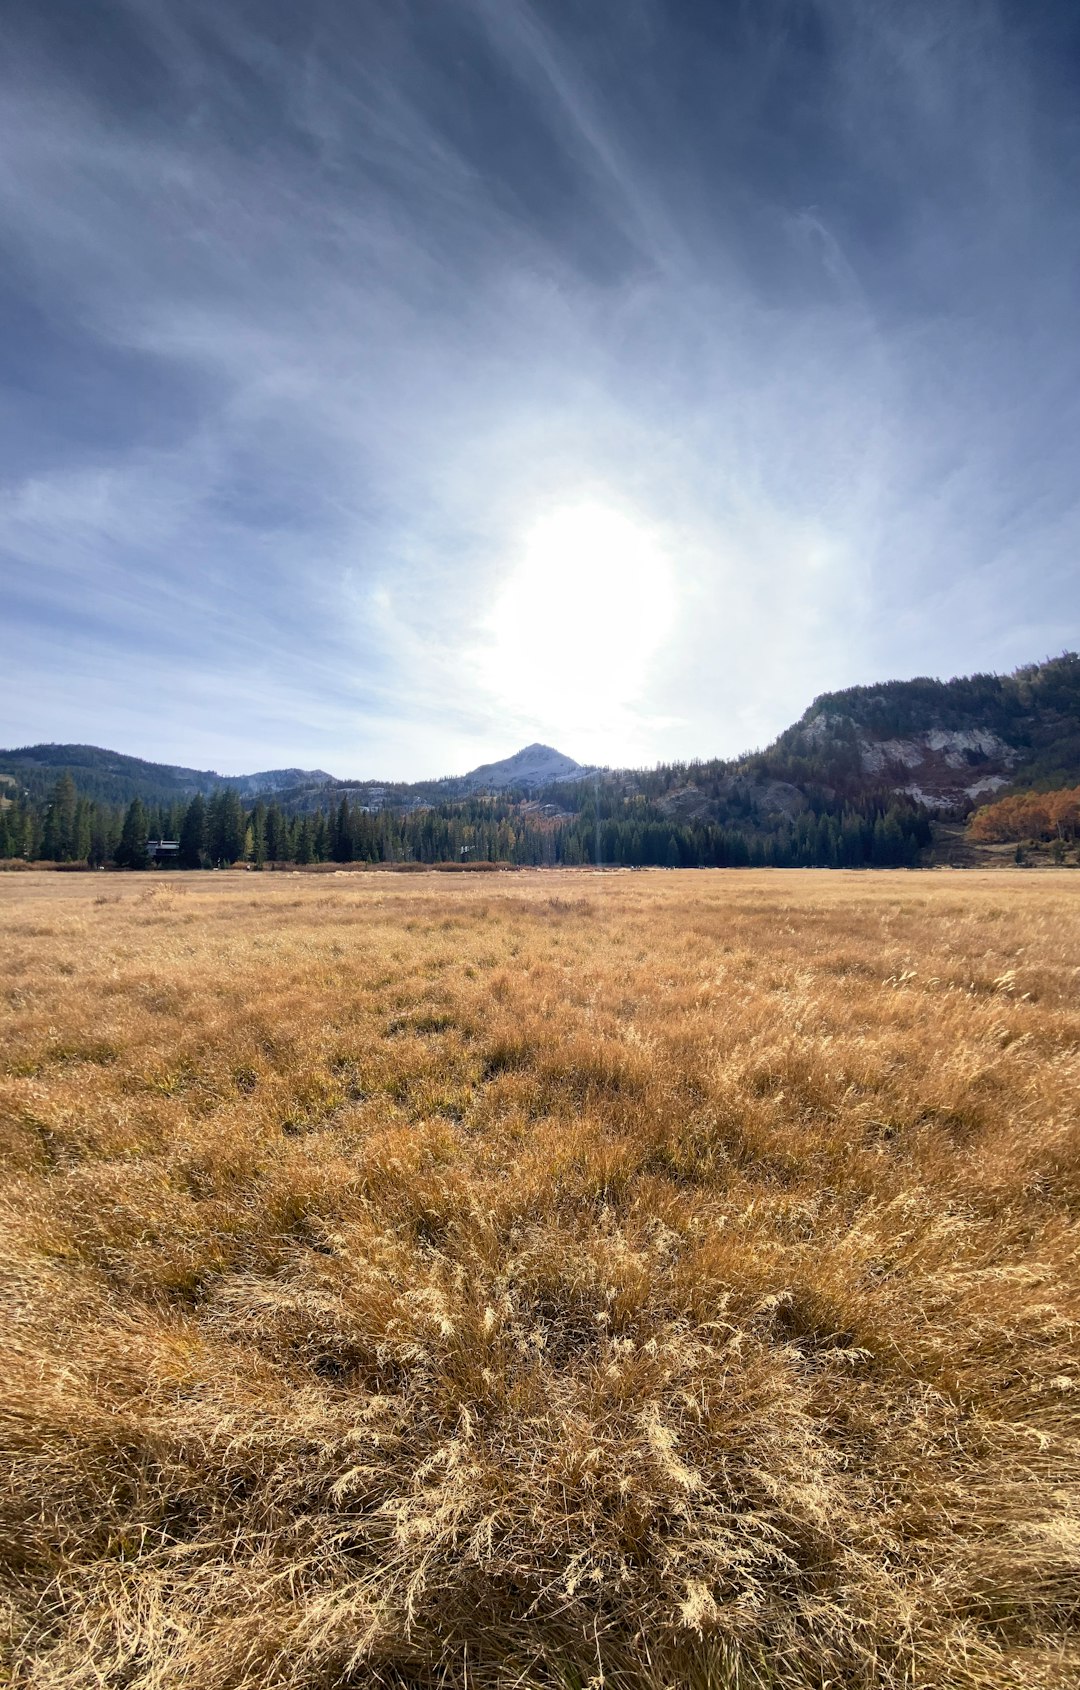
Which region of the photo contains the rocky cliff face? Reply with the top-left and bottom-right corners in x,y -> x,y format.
757,655 -> 1080,812
799,716 -> 1022,808
657,775 -> 808,825
862,729 -> 1019,808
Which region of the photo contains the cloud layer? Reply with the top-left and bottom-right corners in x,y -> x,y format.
2,0 -> 1079,775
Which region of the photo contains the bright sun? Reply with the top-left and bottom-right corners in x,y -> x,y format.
482,501 -> 675,729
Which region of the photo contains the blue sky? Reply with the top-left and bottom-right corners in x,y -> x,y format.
2,0 -> 1079,778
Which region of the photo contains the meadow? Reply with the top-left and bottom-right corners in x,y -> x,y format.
2,868 -> 1078,1690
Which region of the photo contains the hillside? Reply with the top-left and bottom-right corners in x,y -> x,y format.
3,655 -> 1079,871
0,741 -> 592,811
749,652 -> 1080,809
6,655 -> 1078,817
0,744 -> 333,808
604,653 -> 1080,827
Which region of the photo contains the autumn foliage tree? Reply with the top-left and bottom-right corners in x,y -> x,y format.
969,785 -> 1080,843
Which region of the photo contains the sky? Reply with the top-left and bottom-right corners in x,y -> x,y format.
2,0 -> 1079,780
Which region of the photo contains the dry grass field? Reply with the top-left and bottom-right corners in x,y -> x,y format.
2,868 -> 1079,1690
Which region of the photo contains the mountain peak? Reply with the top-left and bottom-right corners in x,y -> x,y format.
460,744 -> 591,791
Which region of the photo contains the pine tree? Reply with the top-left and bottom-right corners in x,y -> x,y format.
23,801 -> 43,862
88,811 -> 113,868
224,791 -> 246,864
72,799 -> 93,862
333,798 -> 352,863
115,799 -> 149,869
249,802 -> 267,869
207,790 -> 246,866
814,813 -> 837,867
294,817 -> 314,865
881,811 -> 905,866
42,773 -> 77,861
178,795 -> 208,869
207,792 -> 225,865
265,804 -> 286,864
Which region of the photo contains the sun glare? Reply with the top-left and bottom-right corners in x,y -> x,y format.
482,501 -> 675,731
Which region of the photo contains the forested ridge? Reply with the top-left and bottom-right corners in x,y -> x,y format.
0,771 -> 930,871
7,653 -> 1079,872
0,744 -> 334,807
759,651 -> 1080,793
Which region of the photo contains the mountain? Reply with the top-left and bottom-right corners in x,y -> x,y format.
745,653 -> 1080,811
223,768 -> 336,798
0,744 -> 333,807
0,739 -> 592,808
456,743 -> 592,792
625,655 -> 1080,834
3,654 -> 1078,824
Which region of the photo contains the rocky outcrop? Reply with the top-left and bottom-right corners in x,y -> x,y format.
853,727 -> 1020,808
459,744 -> 593,791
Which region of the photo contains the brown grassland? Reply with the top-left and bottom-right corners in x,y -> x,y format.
2,868 -> 1079,1689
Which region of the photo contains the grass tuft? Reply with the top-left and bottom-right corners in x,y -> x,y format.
2,868 -> 1079,1688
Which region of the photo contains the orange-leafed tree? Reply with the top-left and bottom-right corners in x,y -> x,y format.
969,784 -> 1080,842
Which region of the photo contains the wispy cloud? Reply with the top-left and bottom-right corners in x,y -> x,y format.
1,0 -> 1078,775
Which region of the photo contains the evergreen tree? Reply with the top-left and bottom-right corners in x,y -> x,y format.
333,798 -> 352,863
42,773 -> 77,861
249,802 -> 268,869
294,817 -> 314,865
22,801 -> 42,862
88,810 -> 113,868
115,799 -> 149,869
163,801 -> 186,841
178,794 -> 208,869
207,790 -> 246,866
265,804 -> 287,863
72,798 -> 93,862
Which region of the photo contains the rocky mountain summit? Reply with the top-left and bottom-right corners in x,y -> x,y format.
457,743 -> 592,792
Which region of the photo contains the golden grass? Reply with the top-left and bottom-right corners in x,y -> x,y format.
2,867 -> 1079,1689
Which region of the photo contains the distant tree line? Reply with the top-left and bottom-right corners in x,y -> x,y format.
1,771 -> 931,870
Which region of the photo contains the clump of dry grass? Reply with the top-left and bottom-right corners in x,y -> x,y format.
2,868 -> 1079,1689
